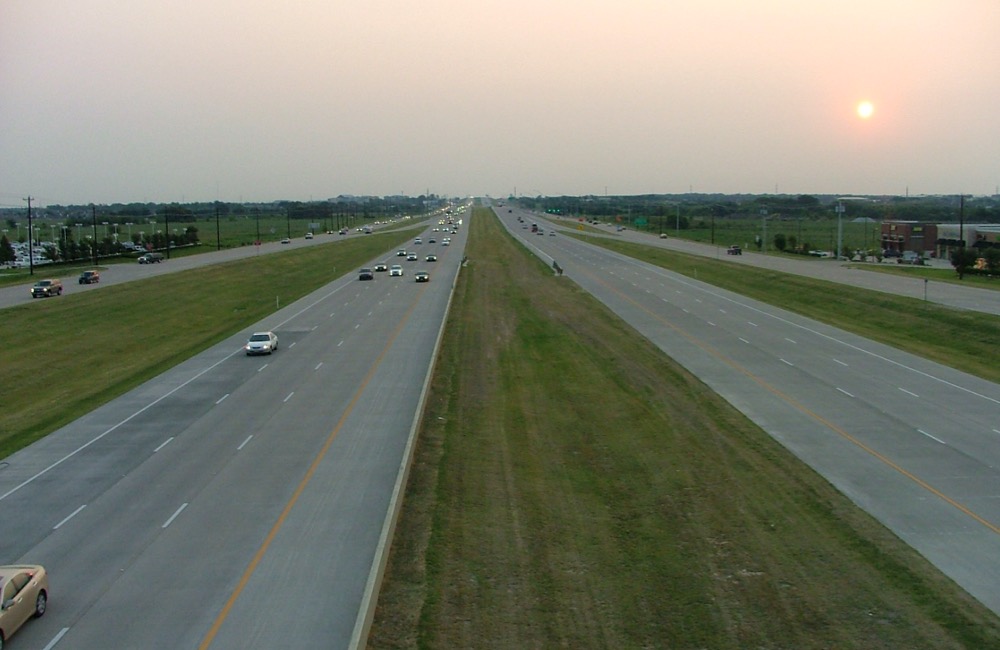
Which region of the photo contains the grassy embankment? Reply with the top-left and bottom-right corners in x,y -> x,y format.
566,232 -> 1000,384
367,207 -> 1000,648
0,229 -> 416,458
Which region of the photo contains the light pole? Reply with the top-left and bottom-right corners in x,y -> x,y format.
835,201 -> 845,260
760,208 -> 768,253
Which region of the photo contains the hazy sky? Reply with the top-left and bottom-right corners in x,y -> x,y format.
2,1 -> 998,206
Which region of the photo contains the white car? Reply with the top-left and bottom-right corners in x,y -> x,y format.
245,331 -> 278,355
389,265 -> 404,277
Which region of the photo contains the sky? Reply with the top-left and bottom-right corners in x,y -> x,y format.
2,1 -> 998,207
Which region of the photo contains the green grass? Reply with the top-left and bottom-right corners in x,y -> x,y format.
367,208 -> 1000,648
568,232 -> 1000,384
0,229 -> 418,457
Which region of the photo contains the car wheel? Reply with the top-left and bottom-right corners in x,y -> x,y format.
33,590 -> 46,617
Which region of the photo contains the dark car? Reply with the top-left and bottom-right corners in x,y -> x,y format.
30,279 -> 63,298
358,268 -> 374,280
78,270 -> 100,284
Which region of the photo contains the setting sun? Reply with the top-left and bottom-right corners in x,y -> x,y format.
857,100 -> 874,119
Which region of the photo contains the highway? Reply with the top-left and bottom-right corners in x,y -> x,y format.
1,219 -> 467,648
498,206 -> 1000,616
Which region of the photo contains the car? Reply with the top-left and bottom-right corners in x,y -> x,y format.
30,279 -> 62,298
727,245 -> 742,255
245,331 -> 278,355
406,252 -> 418,261
339,228 -> 348,235
414,271 -> 430,283
305,232 -> 314,239
138,252 -> 163,264
78,270 -> 100,284
396,249 -> 407,257
428,237 -> 436,243
389,265 -> 403,277
374,262 -> 389,272
549,231 -> 556,236
358,267 -> 374,280
414,238 -> 422,244
425,254 -> 437,262
441,239 -> 450,246
0,565 -> 49,646
659,233 -> 668,239
280,238 -> 291,244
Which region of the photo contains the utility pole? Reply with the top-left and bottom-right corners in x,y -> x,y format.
216,202 -> 222,251
92,204 -> 99,266
959,194 -> 965,250
24,196 -> 34,275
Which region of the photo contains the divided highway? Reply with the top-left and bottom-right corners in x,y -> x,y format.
499,206 -> 1000,616
1,220 -> 467,648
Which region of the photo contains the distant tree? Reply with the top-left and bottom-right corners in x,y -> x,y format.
983,248 -> 1000,276
951,248 -> 979,279
787,235 -> 798,252
773,233 -> 787,252
0,234 -> 14,263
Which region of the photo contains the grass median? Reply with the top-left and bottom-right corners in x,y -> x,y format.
367,208 -> 1000,648
0,229 -> 416,457
569,233 -> 1000,384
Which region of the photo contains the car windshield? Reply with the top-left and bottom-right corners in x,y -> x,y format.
249,334 -> 271,342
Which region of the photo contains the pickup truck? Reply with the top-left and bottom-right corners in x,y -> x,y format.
31,278 -> 63,298
138,252 -> 164,264
727,245 -> 742,255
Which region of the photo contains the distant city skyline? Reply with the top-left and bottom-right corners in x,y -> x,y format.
2,1 -> 998,207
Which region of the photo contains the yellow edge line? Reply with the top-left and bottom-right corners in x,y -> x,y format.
199,284 -> 426,649
587,262 -> 1000,537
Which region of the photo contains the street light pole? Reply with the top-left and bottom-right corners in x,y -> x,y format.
24,196 -> 34,275
760,208 -> 768,253
835,201 -> 845,260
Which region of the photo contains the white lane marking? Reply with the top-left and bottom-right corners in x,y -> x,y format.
747,321 -> 758,327
315,362 -> 323,370
42,628 -> 70,650
682,308 -> 690,314
237,435 -> 253,450
289,342 -> 296,348
162,503 -> 188,528
338,340 -> 344,346
994,429 -> 1000,435
0,345 -> 246,502
284,392 -> 294,402
355,324 -> 360,329
899,387 -> 919,398
833,358 -> 848,366
53,504 -> 86,529
257,364 -> 268,372
154,437 -> 174,452
216,394 -> 229,404
738,337 -> 750,344
837,387 -> 854,398
780,358 -> 794,366
919,430 -> 946,445
707,321 -> 716,327
718,308 -> 727,314
785,338 -> 796,344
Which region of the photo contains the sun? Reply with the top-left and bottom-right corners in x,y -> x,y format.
856,101 -> 874,119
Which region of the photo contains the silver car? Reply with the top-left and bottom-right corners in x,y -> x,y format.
245,331 -> 278,355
